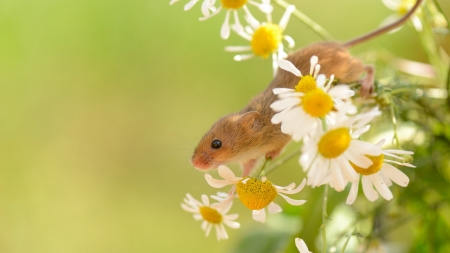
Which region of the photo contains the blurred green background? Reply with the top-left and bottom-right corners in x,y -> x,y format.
0,0 -> 447,252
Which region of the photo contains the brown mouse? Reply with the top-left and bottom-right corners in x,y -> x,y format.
191,0 -> 423,174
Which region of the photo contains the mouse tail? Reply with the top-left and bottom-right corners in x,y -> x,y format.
343,0 -> 424,48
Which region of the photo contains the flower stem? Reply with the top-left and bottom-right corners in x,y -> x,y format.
257,158 -> 271,177
390,102 -> 402,150
273,0 -> 334,41
265,148 -> 300,174
340,229 -> 356,253
322,184 -> 329,253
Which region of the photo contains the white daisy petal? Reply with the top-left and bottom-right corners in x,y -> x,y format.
331,161 -> 346,191
252,209 -> 266,223
278,5 -> 295,30
184,0 -> 199,11
279,193 -> 307,206
273,88 -> 295,95
270,97 -> 301,112
225,45 -> 252,52
205,174 -> 234,188
362,176 -> 379,201
234,54 -> 254,61
220,10 -> 231,39
346,177 -> 360,205
371,173 -> 393,200
295,238 -> 312,253
218,165 -> 240,181
201,0 -> 210,16
268,202 -> 283,214
279,59 -> 302,76
283,35 -> 295,48
381,163 -> 409,187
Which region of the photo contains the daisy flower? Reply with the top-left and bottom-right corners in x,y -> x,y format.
205,165 -> 307,223
270,56 -> 356,141
181,193 -> 240,240
225,5 -> 296,75
170,0 -> 217,17
381,0 -> 423,32
200,0 -> 273,39
346,139 -> 415,204
300,107 -> 383,191
295,238 -> 312,253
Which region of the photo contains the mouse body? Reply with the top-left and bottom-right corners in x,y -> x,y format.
191,0 -> 423,173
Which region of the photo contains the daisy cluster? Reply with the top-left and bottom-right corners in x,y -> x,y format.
272,55 -> 415,205
170,0 -> 296,74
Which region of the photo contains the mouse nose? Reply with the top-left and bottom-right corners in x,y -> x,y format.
191,152 -> 212,171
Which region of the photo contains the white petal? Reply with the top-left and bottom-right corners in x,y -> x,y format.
252,209 -> 266,223
371,173 -> 393,200
330,160 -> 346,191
204,222 -> 212,236
279,59 -> 301,77
277,178 -> 306,194
243,5 -> 260,29
309,55 -> 318,74
181,203 -> 198,213
201,0 -> 210,16
328,85 -> 354,98
205,174 -> 234,188
279,193 -> 307,206
184,0 -> 199,11
221,10 -> 231,39
233,10 -> 244,34
218,165 -> 239,181
351,140 -> 382,156
381,163 -> 409,187
199,6 -> 222,21
295,238 -> 312,253
346,177 -> 360,205
201,194 -> 210,206
273,88 -> 295,95
315,74 -> 326,88
344,147 -> 373,168
249,1 -> 273,13
411,15 -> 423,32
234,54 -> 254,61
169,0 -> 179,5
362,176 -> 378,201
268,202 -> 282,214
383,149 -> 414,155
225,45 -> 251,52
283,35 -> 295,48
336,155 -> 358,182
270,97 -> 300,112
382,0 -> 400,10
278,5 -> 295,30
223,219 -> 240,229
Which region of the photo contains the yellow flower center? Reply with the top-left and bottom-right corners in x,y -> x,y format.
318,128 -> 351,158
236,177 -> 277,210
251,24 -> 283,58
302,89 -> 333,117
221,0 -> 248,10
295,75 -> 317,93
350,154 -> 384,175
199,206 -> 223,224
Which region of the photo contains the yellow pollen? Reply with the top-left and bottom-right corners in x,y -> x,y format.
221,0 -> 248,10
295,75 -> 317,93
318,128 -> 351,158
236,177 -> 277,210
350,154 -> 384,175
251,24 -> 283,58
302,89 -> 333,117
199,206 -> 223,224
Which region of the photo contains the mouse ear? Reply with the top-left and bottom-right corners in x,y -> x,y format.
238,111 -> 262,132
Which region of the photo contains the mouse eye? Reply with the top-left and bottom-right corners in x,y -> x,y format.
211,140 -> 222,149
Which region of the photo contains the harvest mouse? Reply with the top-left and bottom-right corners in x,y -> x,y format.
191,0 -> 423,174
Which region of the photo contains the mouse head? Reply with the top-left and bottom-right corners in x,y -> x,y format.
191,111 -> 262,171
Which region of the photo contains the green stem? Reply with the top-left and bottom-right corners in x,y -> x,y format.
340,229 -> 356,253
446,63 -> 450,107
256,158 -> 271,177
322,184 -> 329,253
273,0 -> 334,41
390,102 -> 402,149
265,148 -> 300,174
